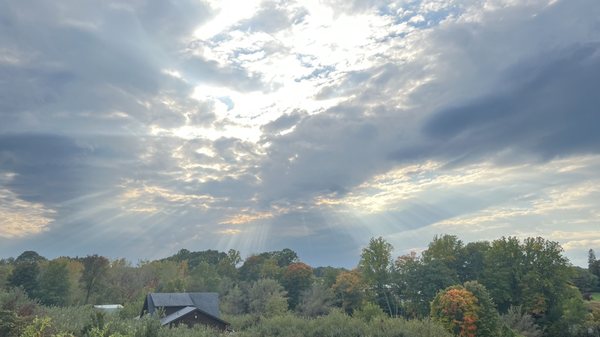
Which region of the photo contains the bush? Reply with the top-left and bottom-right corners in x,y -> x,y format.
353,302 -> 386,322
0,287 -> 42,317
235,309 -> 453,337
500,306 -> 542,337
45,306 -> 95,335
0,309 -> 24,337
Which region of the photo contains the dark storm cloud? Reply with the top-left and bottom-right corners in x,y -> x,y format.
423,44 -> 600,163
0,134 -> 187,237
0,134 -> 126,205
257,106 -> 389,205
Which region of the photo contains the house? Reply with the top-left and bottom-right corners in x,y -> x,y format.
140,292 -> 229,331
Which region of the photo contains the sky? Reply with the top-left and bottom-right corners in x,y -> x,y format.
1,0 -> 599,268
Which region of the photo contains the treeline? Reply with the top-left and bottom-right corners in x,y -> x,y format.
1,235 -> 600,337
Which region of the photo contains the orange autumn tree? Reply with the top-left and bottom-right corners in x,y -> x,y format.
431,285 -> 479,337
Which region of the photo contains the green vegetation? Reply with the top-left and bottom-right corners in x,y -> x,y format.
0,235 -> 599,336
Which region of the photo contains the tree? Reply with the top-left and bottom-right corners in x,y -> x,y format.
332,269 -> 366,314
431,285 -> 479,337
501,306 -> 542,337
38,260 -> 70,306
545,286 -> 587,336
460,241 -> 490,282
217,249 -> 241,279
247,278 -> 288,316
519,237 -> 570,316
0,264 -> 12,290
187,261 -> 221,292
8,251 -> 45,299
313,266 -> 345,288
464,281 -> 502,337
221,285 -> 246,315
238,249 -> 298,282
481,237 -> 523,313
296,283 -> 334,317
239,255 -> 266,281
570,266 -> 598,295
102,258 -> 142,304
281,262 -> 313,309
273,248 -> 299,267
395,253 -> 457,318
422,235 -> 464,278
359,237 -> 396,315
590,249 -> 600,279
80,255 -> 109,304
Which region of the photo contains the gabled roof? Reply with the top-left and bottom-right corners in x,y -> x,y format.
160,306 -> 196,326
159,306 -> 230,327
143,292 -> 221,319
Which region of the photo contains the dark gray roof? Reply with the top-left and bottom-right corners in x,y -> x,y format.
145,292 -> 221,319
150,293 -> 194,307
160,306 -> 196,326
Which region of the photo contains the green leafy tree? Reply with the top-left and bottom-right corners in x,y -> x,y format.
221,285 -> 246,315
187,261 -> 221,292
38,260 -> 70,306
273,248 -> 299,267
313,266 -> 345,288
296,283 -> 334,317
545,285 -> 588,336
359,237 -> 396,315
589,249 -> 600,279
102,258 -> 142,304
239,249 -> 298,282
422,235 -> 464,274
260,258 -> 284,280
519,237 -> 570,316
0,263 -> 13,290
80,255 -> 109,304
248,278 -> 288,316
395,253 -> 457,317
239,255 -> 266,281
464,281 -> 501,337
481,237 -> 524,313
570,266 -> 599,294
460,241 -> 490,282
9,251 -> 45,299
216,249 -> 241,279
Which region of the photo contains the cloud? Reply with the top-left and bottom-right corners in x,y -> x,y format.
0,173 -> 56,238
235,1 -> 308,34
423,44 -> 600,162
1,0 -> 600,267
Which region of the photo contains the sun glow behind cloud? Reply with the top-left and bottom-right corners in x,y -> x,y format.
0,173 -> 56,238
1,0 -> 599,267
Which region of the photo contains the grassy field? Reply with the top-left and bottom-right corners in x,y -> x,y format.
592,293 -> 600,301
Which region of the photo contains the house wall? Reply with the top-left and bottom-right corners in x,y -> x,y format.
164,306 -> 186,316
171,311 -> 228,331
